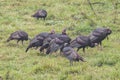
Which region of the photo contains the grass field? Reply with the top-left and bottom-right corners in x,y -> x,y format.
0,0 -> 120,80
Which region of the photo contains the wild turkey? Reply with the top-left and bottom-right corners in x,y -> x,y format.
39,30 -> 58,52
57,34 -> 71,44
26,30 -> 55,52
39,36 -> 55,52
42,28 -> 68,47
32,9 -> 47,20
40,29 -> 71,52
61,43 -> 85,66
35,30 -> 55,40
70,35 -> 95,53
46,38 -> 64,54
44,35 -> 71,54
7,30 -> 29,45
25,36 -> 44,52
44,30 -> 71,54
89,27 -> 112,48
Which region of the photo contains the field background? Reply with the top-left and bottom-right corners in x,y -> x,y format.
0,0 -> 120,80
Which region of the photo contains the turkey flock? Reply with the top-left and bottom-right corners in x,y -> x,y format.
6,9 -> 112,66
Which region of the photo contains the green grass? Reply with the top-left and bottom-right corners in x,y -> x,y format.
0,0 -> 120,80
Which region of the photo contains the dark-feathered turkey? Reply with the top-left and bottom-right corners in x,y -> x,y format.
25,36 -> 44,52
26,30 -> 55,52
45,38 -> 65,54
7,30 -> 29,45
89,27 -> 112,48
70,35 -> 95,53
32,9 -> 47,20
61,43 -> 85,66
40,29 -> 71,53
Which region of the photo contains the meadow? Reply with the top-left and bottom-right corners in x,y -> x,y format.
0,0 -> 120,80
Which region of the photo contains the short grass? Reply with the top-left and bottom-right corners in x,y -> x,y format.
0,0 -> 120,80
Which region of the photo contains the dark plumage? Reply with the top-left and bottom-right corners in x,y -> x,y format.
89,27 -> 112,48
57,29 -> 71,44
46,38 -> 64,54
32,9 -> 47,20
61,29 -> 71,44
70,35 -> 95,53
35,32 -> 49,39
36,30 -> 55,40
40,29 -> 71,53
39,30 -> 57,52
61,43 -> 85,66
25,36 -> 44,52
42,29 -> 68,47
57,34 -> 71,44
45,35 -> 71,54
26,30 -> 55,52
7,30 -> 29,45
39,37 -> 54,52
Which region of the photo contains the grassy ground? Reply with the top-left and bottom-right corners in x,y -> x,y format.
0,0 -> 120,80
